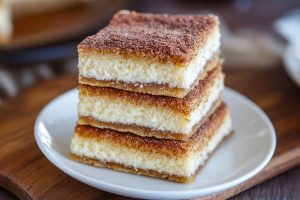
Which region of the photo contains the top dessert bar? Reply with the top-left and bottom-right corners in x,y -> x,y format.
78,10 -> 220,98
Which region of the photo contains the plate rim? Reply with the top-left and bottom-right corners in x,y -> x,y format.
34,87 -> 276,199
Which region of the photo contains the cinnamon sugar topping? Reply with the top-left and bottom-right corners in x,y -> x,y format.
78,10 -> 218,63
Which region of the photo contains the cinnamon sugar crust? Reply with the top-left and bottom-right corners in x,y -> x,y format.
79,52 -> 221,98
74,102 -> 228,157
79,64 -> 222,114
78,10 -> 219,64
78,98 -> 222,140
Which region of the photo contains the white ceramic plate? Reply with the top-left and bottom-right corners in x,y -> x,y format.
283,44 -> 300,87
34,88 -> 276,200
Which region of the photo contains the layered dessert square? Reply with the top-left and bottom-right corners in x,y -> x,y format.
78,63 -> 224,140
71,102 -> 232,183
78,10 -> 220,98
71,10 -> 233,184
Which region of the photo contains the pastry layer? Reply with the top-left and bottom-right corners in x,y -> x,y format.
79,52 -> 220,98
78,10 -> 220,93
78,66 -> 223,138
70,102 -> 232,183
78,98 -> 221,140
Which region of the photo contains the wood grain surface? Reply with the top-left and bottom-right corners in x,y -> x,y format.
0,67 -> 300,199
0,0 -> 129,50
231,165 -> 300,200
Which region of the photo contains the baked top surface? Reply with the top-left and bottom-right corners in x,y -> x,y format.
79,63 -> 222,114
78,10 -> 218,63
75,102 -> 228,157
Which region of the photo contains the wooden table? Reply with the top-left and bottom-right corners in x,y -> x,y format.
0,66 -> 300,199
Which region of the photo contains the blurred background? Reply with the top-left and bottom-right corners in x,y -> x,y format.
0,0 -> 300,104
0,0 -> 300,199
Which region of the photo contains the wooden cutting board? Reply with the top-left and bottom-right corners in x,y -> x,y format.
0,67 -> 300,200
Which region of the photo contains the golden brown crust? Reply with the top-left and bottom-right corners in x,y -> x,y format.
78,98 -> 222,140
69,153 -> 196,183
78,10 -> 219,64
75,102 -> 229,157
79,63 -> 222,114
70,130 -> 234,183
79,52 -> 220,98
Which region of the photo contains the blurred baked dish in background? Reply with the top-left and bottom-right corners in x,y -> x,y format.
0,0 -> 93,43
0,0 -> 129,49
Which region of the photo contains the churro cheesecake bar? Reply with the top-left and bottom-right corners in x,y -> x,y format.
70,102 -> 232,183
78,63 -> 224,140
78,10 -> 220,98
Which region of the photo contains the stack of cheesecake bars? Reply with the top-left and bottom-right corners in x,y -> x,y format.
70,10 -> 233,183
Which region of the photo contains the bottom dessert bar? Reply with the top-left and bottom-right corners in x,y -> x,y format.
70,102 -> 233,183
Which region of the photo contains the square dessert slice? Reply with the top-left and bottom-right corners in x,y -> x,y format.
78,10 -> 220,98
70,102 -> 232,183
77,63 -> 223,140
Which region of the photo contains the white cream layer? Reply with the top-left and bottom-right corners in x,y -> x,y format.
78,28 -> 220,89
70,113 -> 232,177
78,74 -> 223,134
187,114 -> 231,175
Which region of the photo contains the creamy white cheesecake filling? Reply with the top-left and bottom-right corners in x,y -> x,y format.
70,113 -> 232,177
78,29 -> 220,89
78,74 -> 223,134
189,74 -> 223,128
187,114 -> 231,175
